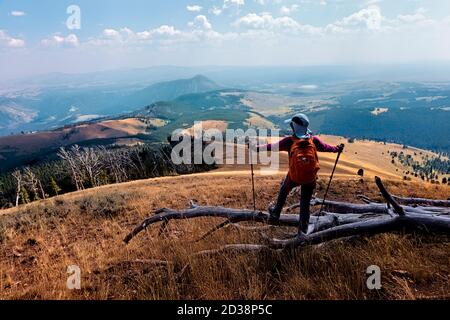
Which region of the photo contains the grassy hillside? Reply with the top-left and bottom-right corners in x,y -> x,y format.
0,118 -> 159,172
254,82 -> 450,154
127,75 -> 222,109
218,136 -> 449,184
0,172 -> 448,300
0,90 -> 251,171
0,75 -> 224,136
3,84 -> 450,174
0,137 -> 449,300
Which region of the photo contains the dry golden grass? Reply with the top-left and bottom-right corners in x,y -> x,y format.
101,118 -> 150,135
0,117 -> 151,155
212,137 -> 437,187
0,171 -> 449,300
182,121 -> 229,136
245,113 -> 276,129
259,135 -> 445,182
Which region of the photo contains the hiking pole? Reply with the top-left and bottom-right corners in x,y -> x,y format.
318,146 -> 343,216
249,142 -> 257,212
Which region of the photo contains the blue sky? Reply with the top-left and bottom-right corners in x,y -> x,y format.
1,0 -> 450,79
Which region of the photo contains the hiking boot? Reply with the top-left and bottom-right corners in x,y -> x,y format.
268,207 -> 280,225
296,232 -> 308,242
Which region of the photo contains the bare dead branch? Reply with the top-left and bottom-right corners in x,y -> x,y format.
124,207 -> 273,244
392,195 -> 450,207
12,170 -> 22,207
357,195 -> 380,204
195,219 -> 232,242
124,177 -> 450,260
307,197 -> 449,216
375,176 -> 405,216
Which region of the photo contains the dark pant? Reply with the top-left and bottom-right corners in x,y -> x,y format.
272,176 -> 316,234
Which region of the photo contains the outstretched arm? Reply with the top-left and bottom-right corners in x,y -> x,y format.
313,136 -> 344,153
254,136 -> 293,153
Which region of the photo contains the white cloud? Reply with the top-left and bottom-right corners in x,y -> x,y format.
65,34 -> 79,46
41,34 -> 79,47
7,38 -> 25,47
94,27 -> 143,43
280,5 -> 299,16
234,5 -> 435,37
135,31 -> 151,40
254,0 -> 282,5
152,25 -> 182,37
233,13 -> 321,35
37,4 -> 450,66
327,5 -> 384,32
188,15 -> 212,30
85,5 -> 450,51
4,2 -> 450,79
222,0 -> 245,14
89,25 -> 185,46
208,0 -> 244,16
0,30 -> 25,48
103,28 -> 121,38
342,5 -> 383,30
187,5 -> 203,12
397,8 -> 427,23
223,0 -> 245,8
323,5 -> 439,34
85,19 -> 242,48
10,11 -> 26,17
211,7 -> 223,16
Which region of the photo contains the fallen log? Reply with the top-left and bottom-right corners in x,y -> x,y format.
286,198 -> 449,216
357,195 -> 380,204
124,177 -> 450,255
196,212 -> 450,254
123,204 -> 394,244
194,178 -> 450,253
125,207 -> 281,244
261,212 -> 450,250
196,212 -> 388,242
392,196 -> 450,207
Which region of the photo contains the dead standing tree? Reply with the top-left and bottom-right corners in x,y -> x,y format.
58,145 -> 106,189
78,147 -> 103,188
23,167 -> 45,201
12,170 -> 23,207
98,146 -> 131,184
58,146 -> 85,191
124,177 -> 450,254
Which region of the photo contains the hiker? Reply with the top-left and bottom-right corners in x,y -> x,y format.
253,113 -> 344,235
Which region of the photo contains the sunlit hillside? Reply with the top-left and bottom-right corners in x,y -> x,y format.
0,136 -> 448,300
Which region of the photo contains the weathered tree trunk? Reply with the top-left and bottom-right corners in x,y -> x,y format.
38,180 -> 46,200
392,195 -> 450,207
124,177 -> 450,255
12,170 -> 22,207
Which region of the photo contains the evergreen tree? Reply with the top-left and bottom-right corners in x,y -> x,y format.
50,177 -> 61,196
20,187 -> 30,204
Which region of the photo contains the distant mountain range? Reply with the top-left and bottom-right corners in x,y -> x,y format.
1,68 -> 450,172
0,75 -> 223,136
0,98 -> 37,132
126,75 -> 222,109
0,89 -> 249,171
